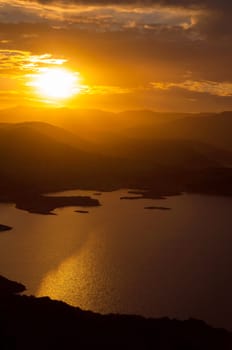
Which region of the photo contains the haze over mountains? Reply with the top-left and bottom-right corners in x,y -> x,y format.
0,107 -> 232,205
1,107 -> 232,149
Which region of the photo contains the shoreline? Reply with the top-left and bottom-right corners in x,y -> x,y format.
0,183 -> 232,215
0,275 -> 231,347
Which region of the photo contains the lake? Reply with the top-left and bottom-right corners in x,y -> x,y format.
0,189 -> 231,330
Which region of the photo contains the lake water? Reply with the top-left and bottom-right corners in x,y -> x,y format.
0,189 -> 231,330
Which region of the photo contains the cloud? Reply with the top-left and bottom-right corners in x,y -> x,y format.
0,0 -> 231,111
18,0 -> 232,12
0,49 -> 68,99
0,49 -> 67,73
151,80 -> 232,97
0,1 -> 199,29
0,0 -> 231,41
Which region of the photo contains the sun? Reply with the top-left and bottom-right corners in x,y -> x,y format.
31,68 -> 81,100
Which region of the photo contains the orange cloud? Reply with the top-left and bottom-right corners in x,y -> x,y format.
0,49 -> 67,72
151,80 -> 232,97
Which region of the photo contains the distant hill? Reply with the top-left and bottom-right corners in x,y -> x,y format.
0,121 -> 230,176
155,111 -> 232,151
0,115 -> 231,200
1,107 -> 231,151
0,122 -> 118,193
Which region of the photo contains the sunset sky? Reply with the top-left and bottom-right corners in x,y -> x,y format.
0,0 -> 231,111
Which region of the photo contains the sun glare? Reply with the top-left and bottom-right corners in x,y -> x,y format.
31,68 -> 81,100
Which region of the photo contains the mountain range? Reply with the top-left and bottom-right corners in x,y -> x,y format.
0,107 -> 231,203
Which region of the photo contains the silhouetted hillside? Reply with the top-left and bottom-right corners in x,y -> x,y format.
0,116 -> 232,208
0,275 -> 231,349
1,108 -> 232,148
0,121 -> 231,172
0,122 -> 119,192
155,111 -> 232,151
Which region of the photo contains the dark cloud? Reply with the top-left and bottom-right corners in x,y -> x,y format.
1,1 -> 231,39
34,0 -> 232,11
27,0 -> 232,38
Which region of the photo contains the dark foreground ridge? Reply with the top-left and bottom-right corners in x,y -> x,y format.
0,276 -> 231,349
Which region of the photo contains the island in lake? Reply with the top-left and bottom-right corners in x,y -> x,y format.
13,194 -> 100,215
144,206 -> 171,210
0,224 -> 12,232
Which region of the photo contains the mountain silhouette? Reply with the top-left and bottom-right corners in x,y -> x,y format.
0,110 -> 231,205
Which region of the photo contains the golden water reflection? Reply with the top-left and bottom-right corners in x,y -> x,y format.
0,191 -> 232,329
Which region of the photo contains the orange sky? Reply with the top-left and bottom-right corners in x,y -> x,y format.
0,0 -> 231,111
